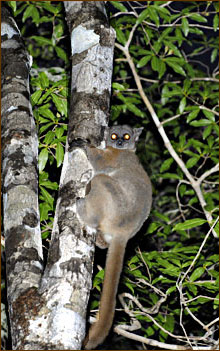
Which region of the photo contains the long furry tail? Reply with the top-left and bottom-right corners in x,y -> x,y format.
83,236 -> 127,349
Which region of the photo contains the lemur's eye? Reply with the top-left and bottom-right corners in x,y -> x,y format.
111,133 -> 117,140
123,133 -> 130,140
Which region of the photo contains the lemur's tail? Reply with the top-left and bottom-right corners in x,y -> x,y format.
83,236 -> 127,349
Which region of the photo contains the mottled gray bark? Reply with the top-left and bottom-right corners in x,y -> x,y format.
1,4 -> 43,350
1,1 -> 115,350
35,2 -> 115,349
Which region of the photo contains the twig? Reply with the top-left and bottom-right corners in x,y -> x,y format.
161,112 -> 188,125
185,295 -> 218,304
114,325 -> 217,350
119,292 -> 167,315
197,163 -> 219,185
137,247 -> 151,282
205,317 -> 219,329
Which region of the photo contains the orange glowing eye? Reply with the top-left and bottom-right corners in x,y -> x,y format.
111,133 -> 117,140
123,133 -> 130,140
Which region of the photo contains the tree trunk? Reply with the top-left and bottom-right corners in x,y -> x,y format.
2,1 -> 115,350
1,4 -> 43,350
37,3 -> 115,349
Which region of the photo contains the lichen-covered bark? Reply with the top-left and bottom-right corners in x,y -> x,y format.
33,1 -> 115,350
1,1 -> 115,349
1,4 -> 43,350
64,1 -> 115,146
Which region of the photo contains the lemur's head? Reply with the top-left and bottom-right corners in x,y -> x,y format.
105,125 -> 143,150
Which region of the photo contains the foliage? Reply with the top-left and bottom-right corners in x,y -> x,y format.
101,1 -> 218,348
5,1 -> 219,349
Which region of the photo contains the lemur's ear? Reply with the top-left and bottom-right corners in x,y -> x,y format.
133,127 -> 144,141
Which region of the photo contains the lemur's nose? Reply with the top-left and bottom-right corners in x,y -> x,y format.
117,139 -> 123,146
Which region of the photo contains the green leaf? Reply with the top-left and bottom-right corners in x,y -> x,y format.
110,1 -> 128,12
8,1 -> 17,12
158,60 -> 166,79
186,157 -> 199,169
153,41 -> 162,54
148,7 -> 159,27
126,103 -> 144,117
164,315 -> 175,333
31,90 -> 42,106
152,4 -> 170,16
38,16 -> 53,24
182,17 -> 189,36
14,3 -> 27,17
190,13 -> 207,23
187,109 -> 200,123
213,14 -> 219,32
147,222 -> 161,234
183,79 -> 191,93
173,218 -> 207,231
39,108 -> 55,121
40,186 -> 54,207
39,148 -> 49,173
41,230 -> 50,240
56,142 -> 64,168
40,2 -> 60,14
190,119 -> 213,127
164,40 -> 182,58
202,109 -> 215,122
39,122 -> 54,134
153,210 -> 169,223
189,267 -> 205,282
112,82 -> 126,91
38,90 -> 53,105
165,60 -> 186,76
115,28 -> 126,45
23,5 -> 39,23
158,27 -> 172,43
39,72 -> 49,89
136,8 -> 149,25
51,93 -> 67,117
160,173 -> 181,180
55,47 -> 68,63
55,127 -> 64,139
166,286 -> 177,295
137,55 -> 152,68
40,180 -> 58,190
54,24 -> 64,39
31,36 -> 52,46
125,282 -> 134,294
44,131 -> 55,145
160,158 -> 174,173
213,294 -> 219,309
151,56 -> 160,71
211,48 -> 218,63
187,283 -> 198,296
179,97 -> 186,114
179,184 -> 186,197
39,202 -> 51,221
175,27 -> 184,46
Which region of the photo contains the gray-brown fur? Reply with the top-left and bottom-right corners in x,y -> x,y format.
76,125 -> 152,349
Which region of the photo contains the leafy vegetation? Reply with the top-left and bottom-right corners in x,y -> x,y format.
4,1 -> 219,349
